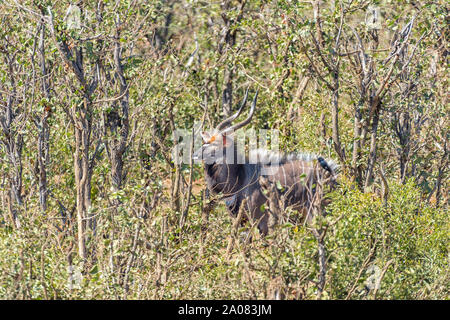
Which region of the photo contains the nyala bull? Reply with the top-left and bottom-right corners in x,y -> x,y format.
193,90 -> 338,234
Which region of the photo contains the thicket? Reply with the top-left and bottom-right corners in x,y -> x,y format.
0,0 -> 448,299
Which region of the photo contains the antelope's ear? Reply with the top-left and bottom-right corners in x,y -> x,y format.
201,131 -> 212,143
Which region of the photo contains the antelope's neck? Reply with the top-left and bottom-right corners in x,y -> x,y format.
204,162 -> 243,196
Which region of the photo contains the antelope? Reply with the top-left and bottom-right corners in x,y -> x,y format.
193,90 -> 338,235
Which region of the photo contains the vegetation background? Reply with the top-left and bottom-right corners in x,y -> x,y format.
0,0 -> 448,299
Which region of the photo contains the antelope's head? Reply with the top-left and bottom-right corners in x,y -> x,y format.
193,89 -> 258,164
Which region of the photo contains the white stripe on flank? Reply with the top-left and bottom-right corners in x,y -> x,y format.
249,148 -> 339,173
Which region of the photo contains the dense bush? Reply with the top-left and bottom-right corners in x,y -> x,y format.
0,179 -> 447,299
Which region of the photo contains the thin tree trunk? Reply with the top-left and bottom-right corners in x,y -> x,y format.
331,72 -> 344,161
37,22 -> 50,212
219,0 -> 246,118
104,22 -> 130,192
364,102 -> 381,189
73,99 -> 93,260
0,50 -> 24,228
222,68 -> 234,117
287,76 -> 310,121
